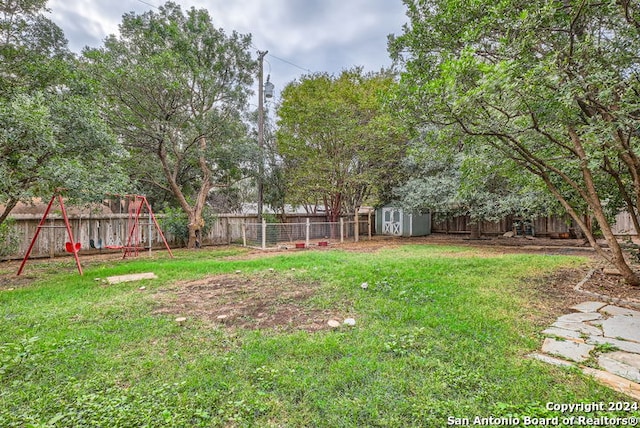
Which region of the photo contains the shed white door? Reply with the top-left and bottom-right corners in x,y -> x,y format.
382,208 -> 402,236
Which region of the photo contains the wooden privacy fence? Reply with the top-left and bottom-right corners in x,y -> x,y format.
4,210 -> 636,260
431,212 -> 636,237
3,213 -> 371,259
431,213 -> 579,236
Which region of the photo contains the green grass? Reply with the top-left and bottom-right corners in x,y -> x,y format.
0,245 -> 635,427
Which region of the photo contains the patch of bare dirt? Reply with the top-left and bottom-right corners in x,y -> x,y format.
525,267 -> 597,326
152,272 -> 350,332
578,269 -> 640,305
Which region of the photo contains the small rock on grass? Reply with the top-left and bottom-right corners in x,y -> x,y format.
175,317 -> 187,324
343,318 -> 356,326
327,319 -> 341,328
360,282 -> 368,289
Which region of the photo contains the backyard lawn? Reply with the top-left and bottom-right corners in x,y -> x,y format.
0,243 -> 636,427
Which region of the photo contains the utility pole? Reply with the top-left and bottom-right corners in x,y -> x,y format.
257,50 -> 268,220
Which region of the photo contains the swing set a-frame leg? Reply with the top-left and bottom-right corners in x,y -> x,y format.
16,194 -> 83,276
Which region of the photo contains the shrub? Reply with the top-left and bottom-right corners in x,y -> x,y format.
0,218 -> 20,257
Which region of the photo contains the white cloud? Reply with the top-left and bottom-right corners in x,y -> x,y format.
45,0 -> 407,88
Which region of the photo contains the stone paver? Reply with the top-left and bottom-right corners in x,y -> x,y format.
551,320 -> 602,336
556,312 -> 602,323
600,305 -> 640,317
601,315 -> 640,343
538,301 -> 640,398
529,352 -> 575,368
582,367 -> 640,401
587,336 -> 640,354
541,337 -> 594,362
570,301 -> 608,313
542,327 -> 585,340
105,272 -> 158,284
598,352 -> 640,383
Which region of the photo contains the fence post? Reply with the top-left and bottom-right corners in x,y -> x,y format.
242,221 -> 246,247
368,211 -> 372,240
48,218 -> 55,258
306,218 -> 310,247
340,218 -> 344,243
262,219 -> 267,250
355,211 -> 359,243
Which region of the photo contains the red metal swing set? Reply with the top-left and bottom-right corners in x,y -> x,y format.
17,193 -> 173,276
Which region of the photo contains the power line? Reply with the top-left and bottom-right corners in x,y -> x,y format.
137,0 -> 159,8
251,42 -> 313,74
268,53 -> 313,74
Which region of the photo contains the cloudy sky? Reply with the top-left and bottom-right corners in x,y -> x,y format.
46,0 -> 409,102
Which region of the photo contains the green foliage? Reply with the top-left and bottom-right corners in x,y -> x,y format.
277,68 -> 408,218
160,205 -> 217,247
395,141 -> 562,220
84,1 -> 255,247
0,218 -> 19,257
0,336 -> 40,378
0,0 -> 129,225
390,0 -> 640,282
159,206 -> 190,246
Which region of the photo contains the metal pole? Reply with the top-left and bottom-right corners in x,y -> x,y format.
257,50 -> 268,221
58,195 -> 83,276
17,194 -> 57,275
148,210 -> 152,254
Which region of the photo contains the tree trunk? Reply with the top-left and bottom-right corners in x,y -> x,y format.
0,197 -> 18,226
187,211 -> 204,249
568,128 -> 640,285
158,136 -> 212,249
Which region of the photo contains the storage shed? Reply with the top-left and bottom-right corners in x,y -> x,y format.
376,205 -> 431,237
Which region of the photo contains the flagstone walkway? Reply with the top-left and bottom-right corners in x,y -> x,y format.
531,301 -> 640,399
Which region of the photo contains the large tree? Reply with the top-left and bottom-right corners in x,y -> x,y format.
0,0 -> 128,225
390,0 -> 640,285
396,139 -> 561,233
276,68 -> 407,221
84,2 -> 255,248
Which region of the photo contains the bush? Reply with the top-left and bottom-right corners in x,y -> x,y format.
160,207 -> 189,247
159,207 -> 217,247
0,218 -> 20,257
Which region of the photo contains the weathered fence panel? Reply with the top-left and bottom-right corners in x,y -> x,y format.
3,213 -> 372,259
613,211 -> 637,235
6,209 -> 636,260
431,213 -> 578,237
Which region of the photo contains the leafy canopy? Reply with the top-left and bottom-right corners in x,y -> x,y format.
83,1 -> 255,247
390,0 -> 640,283
277,68 -> 408,217
0,0 -> 128,225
